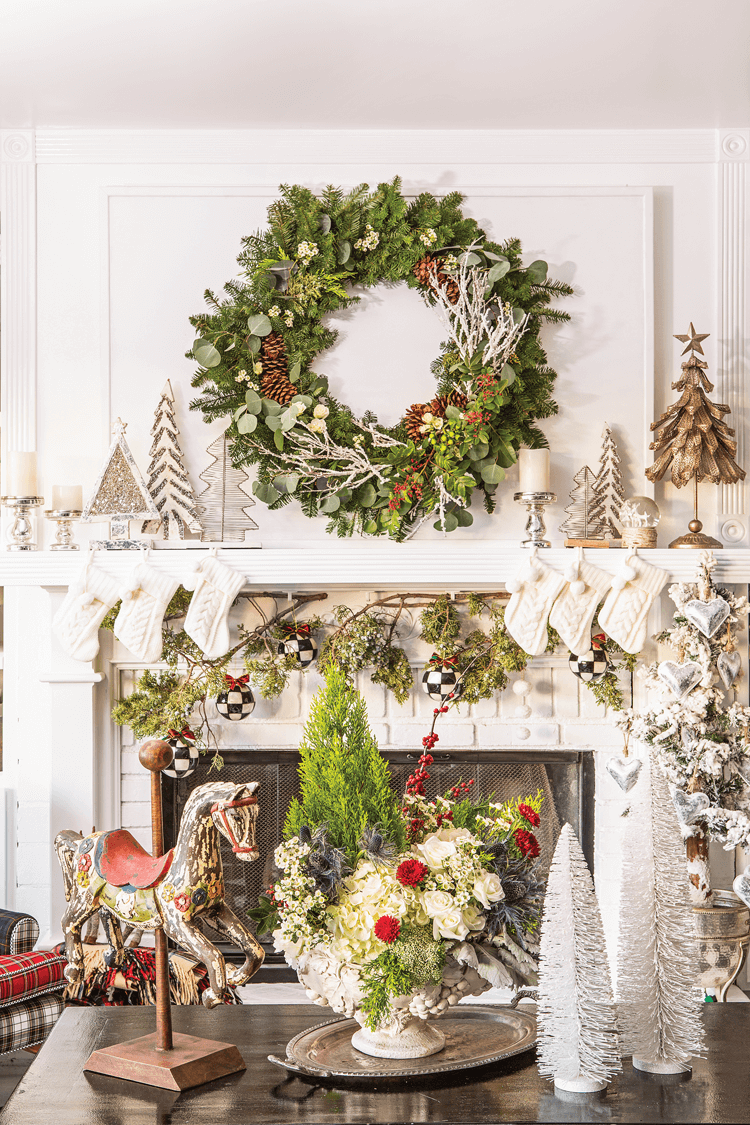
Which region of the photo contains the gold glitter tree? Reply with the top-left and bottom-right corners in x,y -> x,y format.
82,418 -> 160,548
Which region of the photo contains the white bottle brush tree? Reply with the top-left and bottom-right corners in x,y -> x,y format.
617,551 -> 750,902
142,381 -> 203,540
536,824 -> 620,1095
617,754 -> 704,1073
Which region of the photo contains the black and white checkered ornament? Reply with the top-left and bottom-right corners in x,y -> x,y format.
422,662 -> 463,702
162,731 -> 200,780
216,678 -> 256,722
277,629 -> 317,667
569,643 -> 610,683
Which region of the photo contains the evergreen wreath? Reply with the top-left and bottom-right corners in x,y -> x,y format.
189,178 -> 572,540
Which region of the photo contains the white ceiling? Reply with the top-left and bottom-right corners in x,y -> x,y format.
1,0 -> 749,130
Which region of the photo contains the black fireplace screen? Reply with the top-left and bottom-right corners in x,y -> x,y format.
163,749 -> 591,957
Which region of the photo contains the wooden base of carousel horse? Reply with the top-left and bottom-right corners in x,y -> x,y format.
84,741 -> 247,1091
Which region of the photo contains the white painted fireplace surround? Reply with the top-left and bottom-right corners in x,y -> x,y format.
0,127 -> 749,972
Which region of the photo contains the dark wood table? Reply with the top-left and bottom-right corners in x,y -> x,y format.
1,1003 -> 748,1124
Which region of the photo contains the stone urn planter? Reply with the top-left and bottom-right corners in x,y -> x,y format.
296,945 -> 494,1059
693,889 -> 750,1001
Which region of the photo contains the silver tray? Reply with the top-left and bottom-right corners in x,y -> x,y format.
268,1005 -> 536,1081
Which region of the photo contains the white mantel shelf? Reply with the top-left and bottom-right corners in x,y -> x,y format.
1,545 -> 749,588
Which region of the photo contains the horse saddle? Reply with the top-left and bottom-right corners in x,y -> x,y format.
93,830 -> 174,892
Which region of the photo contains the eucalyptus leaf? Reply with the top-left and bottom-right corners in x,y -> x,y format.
245,389 -> 262,413
192,340 -> 221,368
237,412 -> 258,435
499,363 -> 517,387
434,512 -> 459,533
291,394 -> 313,408
494,434 -> 517,468
363,520 -> 378,535
460,252 -> 481,267
264,272 -> 278,291
254,482 -> 282,505
288,360 -> 301,384
512,307 -> 526,325
273,473 -> 300,494
357,483 -> 377,507
318,213 -> 332,234
274,429 -> 285,451
468,442 -> 490,461
481,463 -> 506,485
265,414 -> 283,432
285,474 -> 300,493
445,405 -> 462,420
337,240 -> 351,265
526,259 -> 548,283
320,495 -> 340,514
487,260 -> 511,284
456,509 -> 474,527
233,404 -> 248,422
280,409 -> 299,432
484,251 -> 508,263
247,335 -> 261,355
261,399 -> 283,415
247,313 -> 272,337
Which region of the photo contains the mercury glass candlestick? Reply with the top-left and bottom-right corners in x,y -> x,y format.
1,496 -> 44,551
45,508 -> 83,551
514,491 -> 557,548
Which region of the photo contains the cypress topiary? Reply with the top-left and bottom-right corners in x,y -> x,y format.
284,667 -> 405,863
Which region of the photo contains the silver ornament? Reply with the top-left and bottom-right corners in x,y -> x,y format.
671,788 -> 710,826
732,866 -> 750,910
717,650 -> 742,690
657,660 -> 703,699
605,756 -> 642,792
683,597 -> 730,638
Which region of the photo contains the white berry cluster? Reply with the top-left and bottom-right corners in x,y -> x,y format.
354,224 -> 380,251
235,369 -> 259,389
297,241 -> 319,266
419,228 -> 438,247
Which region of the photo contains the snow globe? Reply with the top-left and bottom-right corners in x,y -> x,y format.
619,496 -> 660,548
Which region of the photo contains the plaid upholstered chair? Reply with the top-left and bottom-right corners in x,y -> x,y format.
0,909 -> 67,1055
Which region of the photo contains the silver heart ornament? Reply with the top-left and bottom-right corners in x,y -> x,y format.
717,650 -> 742,690
606,756 -> 642,793
683,597 -> 731,638
732,866 -> 750,910
671,788 -> 710,826
657,660 -> 703,699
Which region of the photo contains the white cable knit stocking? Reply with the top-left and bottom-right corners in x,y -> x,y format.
183,552 -> 245,659
548,549 -> 613,656
504,549 -> 566,656
52,556 -> 121,662
113,562 -> 179,663
597,552 -> 669,654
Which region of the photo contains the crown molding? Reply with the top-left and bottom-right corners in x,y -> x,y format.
30,128 -> 729,166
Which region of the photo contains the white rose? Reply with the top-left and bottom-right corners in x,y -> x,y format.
416,834 -> 456,868
433,909 -> 469,942
313,404 -> 329,419
473,872 -> 504,909
308,418 -> 327,434
435,827 -> 474,844
422,889 -> 453,917
462,903 -> 487,932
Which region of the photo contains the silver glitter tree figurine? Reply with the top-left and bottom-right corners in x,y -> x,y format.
196,431 -> 258,543
590,422 -> 624,538
559,467 -> 607,544
82,419 -> 160,549
142,381 -> 204,541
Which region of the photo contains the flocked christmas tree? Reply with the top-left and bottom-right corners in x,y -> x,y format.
142,381 -> 203,540
590,422 -> 624,538
617,552 -> 750,902
559,466 -> 606,541
195,430 -> 258,543
536,824 -> 620,1095
617,753 -> 705,1073
81,418 -> 160,546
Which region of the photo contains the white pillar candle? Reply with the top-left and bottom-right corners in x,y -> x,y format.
51,485 -> 83,511
518,448 -> 550,493
8,452 -> 37,497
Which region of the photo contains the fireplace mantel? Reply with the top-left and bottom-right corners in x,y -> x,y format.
2,544 -> 750,588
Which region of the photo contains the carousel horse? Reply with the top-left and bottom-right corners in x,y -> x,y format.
55,780 -> 264,1007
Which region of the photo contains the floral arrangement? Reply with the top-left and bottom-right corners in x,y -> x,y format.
250,668 -> 545,1029
189,178 -> 571,540
616,552 -> 750,899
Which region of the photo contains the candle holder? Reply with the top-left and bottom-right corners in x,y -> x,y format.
45,509 -> 83,551
1,496 -> 44,551
514,491 -> 557,548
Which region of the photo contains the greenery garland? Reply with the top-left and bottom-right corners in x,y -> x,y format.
189,178 -> 572,540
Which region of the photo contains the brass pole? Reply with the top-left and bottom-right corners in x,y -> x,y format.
140,740 -> 174,1053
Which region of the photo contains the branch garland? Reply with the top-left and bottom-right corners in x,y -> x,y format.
189,178 -> 571,541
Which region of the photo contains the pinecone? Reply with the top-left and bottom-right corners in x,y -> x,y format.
404,402 -> 429,441
430,391 -> 468,416
413,255 -> 459,305
259,331 -> 297,405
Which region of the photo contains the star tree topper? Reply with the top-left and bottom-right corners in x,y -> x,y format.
674,322 -> 710,356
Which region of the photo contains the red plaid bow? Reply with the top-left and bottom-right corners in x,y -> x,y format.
592,633 -> 607,648
224,673 -> 250,690
167,727 -> 195,742
280,622 -> 311,636
427,652 -> 458,669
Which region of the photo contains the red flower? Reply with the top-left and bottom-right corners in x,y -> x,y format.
396,859 -> 429,887
518,803 -> 540,828
77,854 -> 91,872
173,893 -> 191,913
374,915 -> 401,944
513,829 -> 540,858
